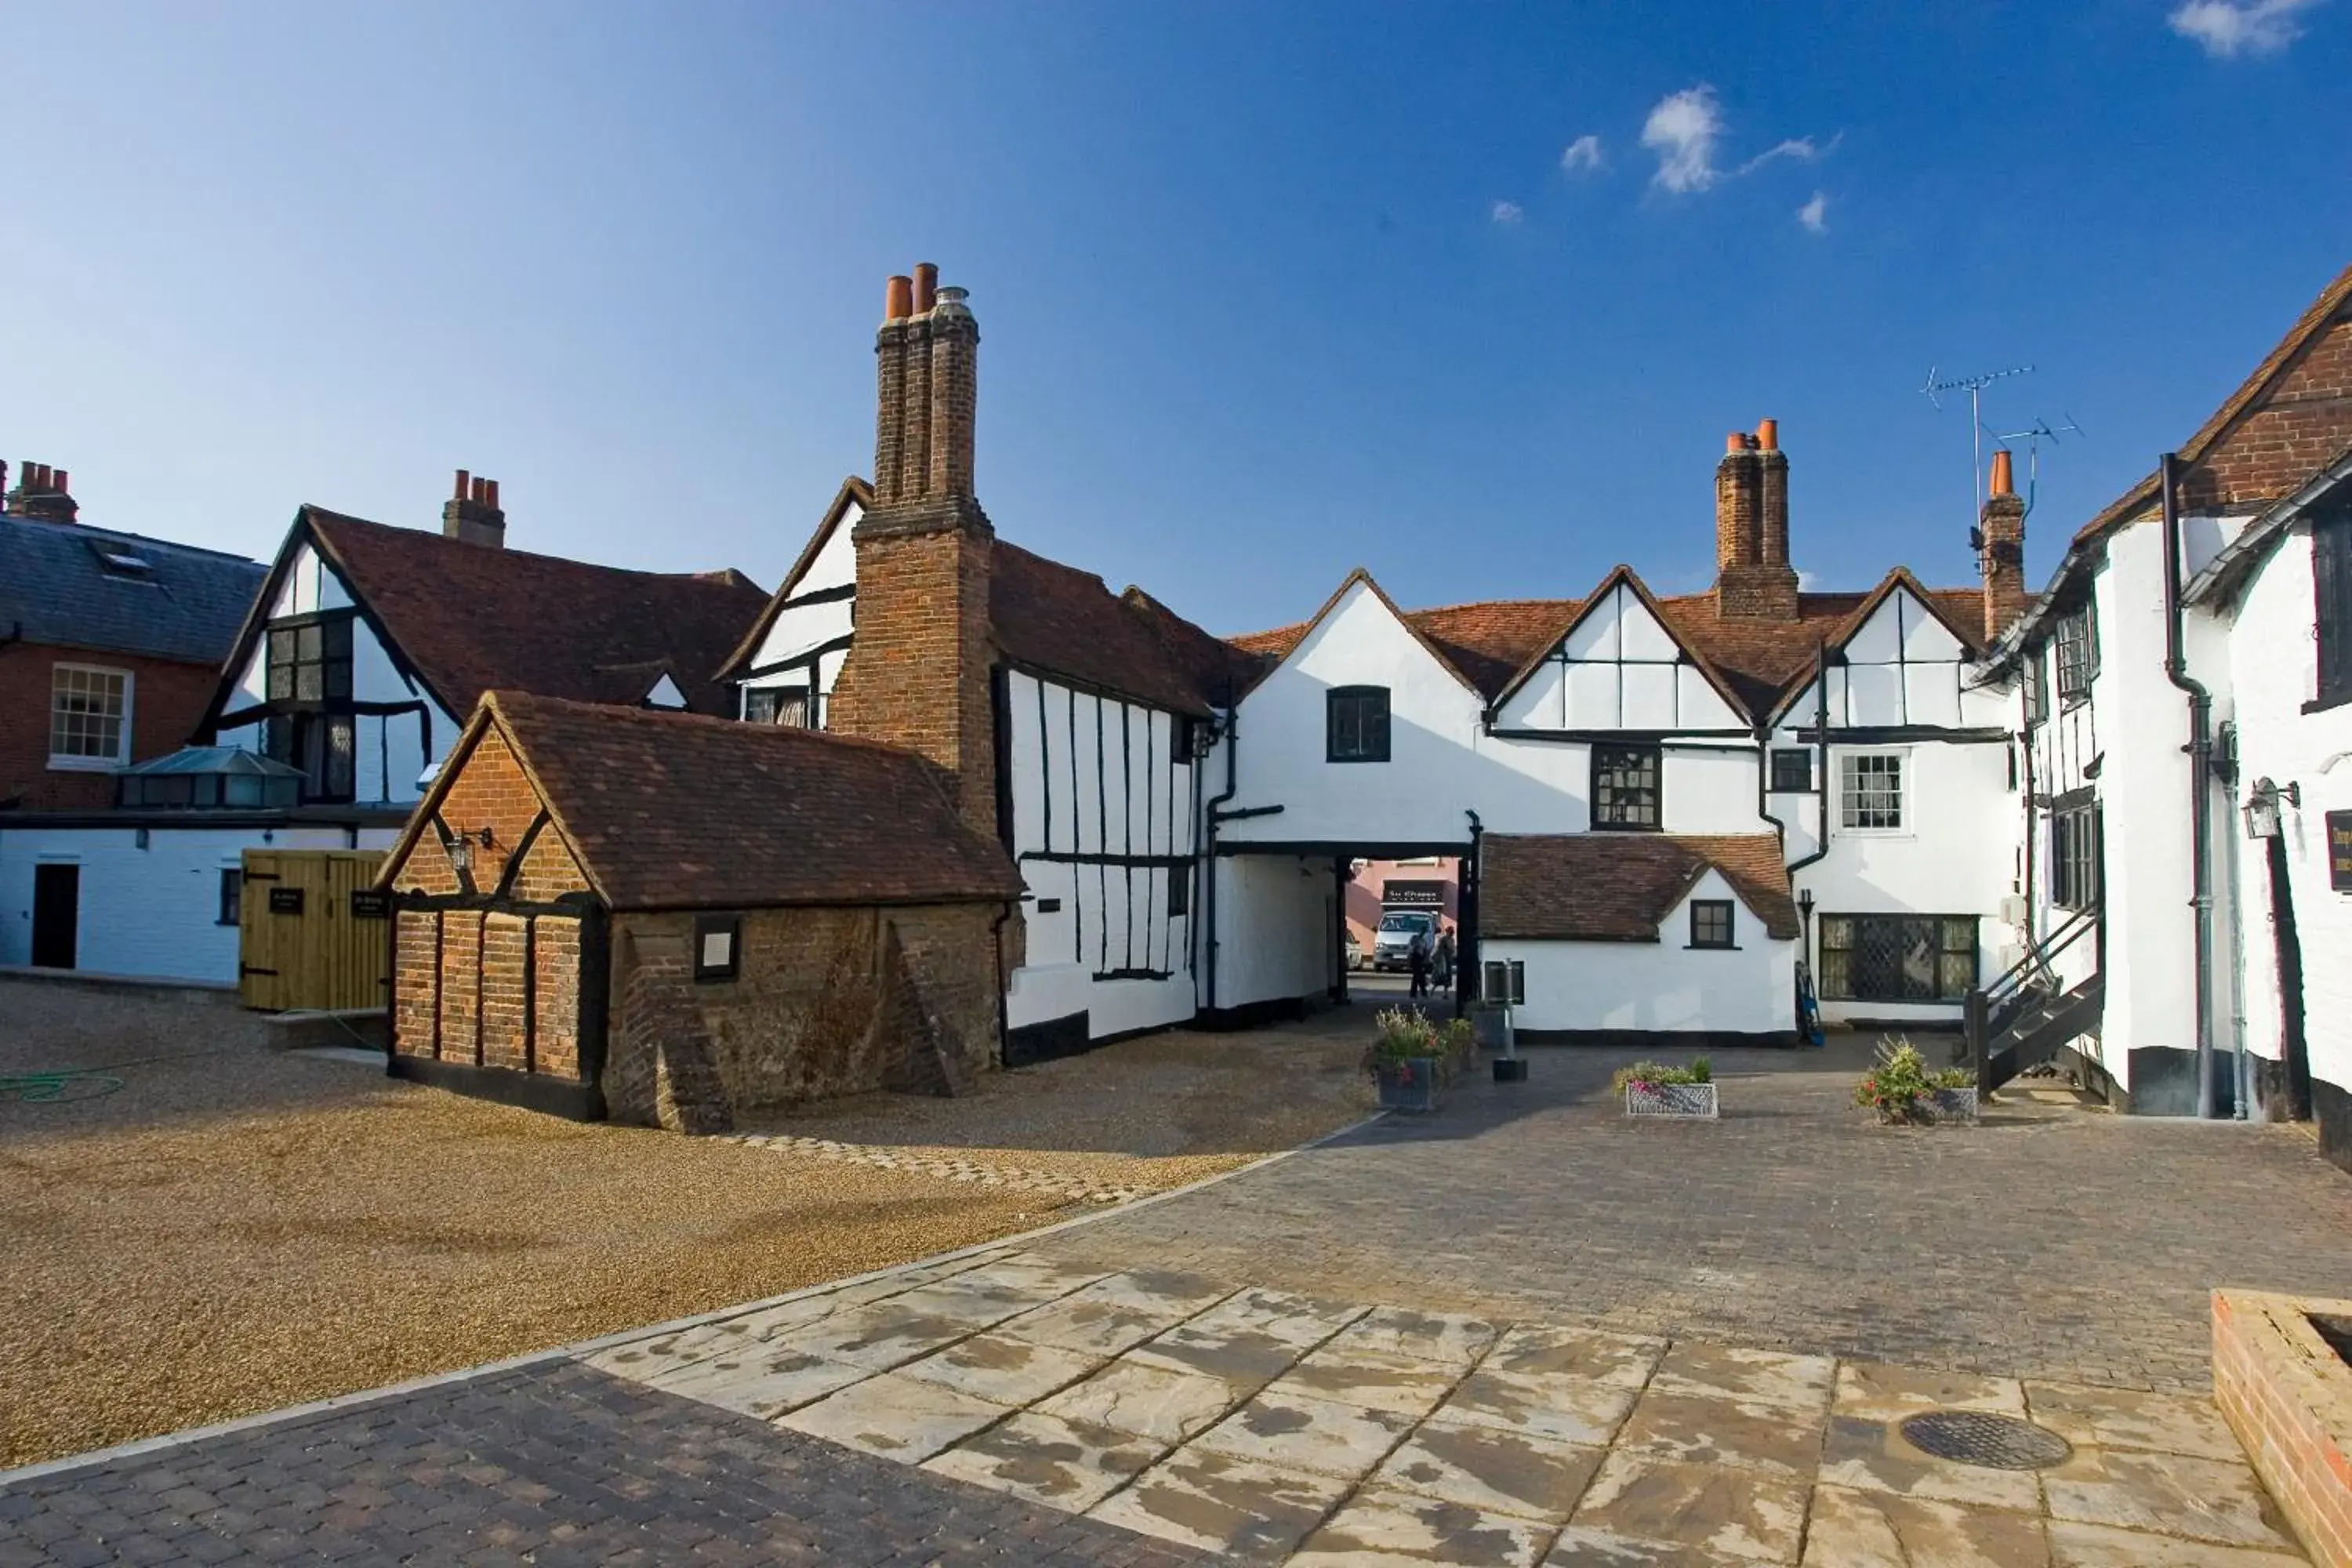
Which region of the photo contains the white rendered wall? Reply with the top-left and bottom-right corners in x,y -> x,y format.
0,823 -> 397,982
1003,669 -> 1200,1040
1495,583 -> 1744,732
1489,872 -> 1795,1036
1208,853 -> 1333,1011
2220,525 -> 2352,1113
218,541 -> 456,804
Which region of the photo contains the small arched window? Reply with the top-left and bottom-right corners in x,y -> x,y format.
1327,686 -> 1391,763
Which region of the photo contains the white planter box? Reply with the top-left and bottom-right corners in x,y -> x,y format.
1625,1081 -> 1718,1120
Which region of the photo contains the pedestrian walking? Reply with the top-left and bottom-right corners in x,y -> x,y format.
1433,926 -> 1456,991
1407,929 -> 1430,999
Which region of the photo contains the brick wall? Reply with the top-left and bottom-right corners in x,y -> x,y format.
1980,490 -> 2028,641
2212,1289 -> 2352,1566
602,901 -> 1003,1129
2180,303 -> 2352,514
0,641 -> 223,808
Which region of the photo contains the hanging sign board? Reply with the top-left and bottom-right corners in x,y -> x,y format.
2328,811 -> 2352,893
268,887 -> 305,915
1382,880 -> 1446,909
350,889 -> 390,919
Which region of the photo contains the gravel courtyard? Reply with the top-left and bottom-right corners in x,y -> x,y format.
0,981 -> 1373,1469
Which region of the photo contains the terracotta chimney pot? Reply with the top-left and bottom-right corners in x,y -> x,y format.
885,274 -> 913,321
1991,448 -> 2015,496
51,469 -> 67,493
1726,432 -> 1747,454
912,262 -> 938,314
1757,419 -> 1778,452
454,468 -> 471,501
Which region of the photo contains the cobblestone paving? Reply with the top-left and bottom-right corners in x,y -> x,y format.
728,1131 -> 1149,1205
1031,1031 -> 2352,1395
0,1356 -> 1210,1566
574,1250 -> 2310,1564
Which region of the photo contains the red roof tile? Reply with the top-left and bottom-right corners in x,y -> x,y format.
421,691 -> 1022,913
305,509 -> 768,718
1483,833 -> 1799,942
990,542 -> 1228,715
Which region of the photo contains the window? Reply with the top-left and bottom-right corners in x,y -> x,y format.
1838,753 -> 1903,830
2050,800 -> 2103,911
2022,650 -> 2050,727
2316,507 -> 2352,708
1481,959 -> 1526,1006
263,612 -> 355,704
1592,744 -> 1661,830
2053,604 -> 2097,702
1769,748 -> 1813,793
1168,866 -> 1190,917
1327,686 -> 1390,763
1171,718 -> 1199,764
264,714 -> 356,803
1690,900 -> 1735,949
745,687 -> 810,727
694,914 -> 742,982
1817,914 -> 1978,1003
49,665 -> 132,767
217,869 -> 242,927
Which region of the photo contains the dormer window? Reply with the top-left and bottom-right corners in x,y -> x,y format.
86,539 -> 155,580
1327,686 -> 1390,763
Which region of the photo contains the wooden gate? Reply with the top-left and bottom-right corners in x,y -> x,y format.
239,849 -> 392,1011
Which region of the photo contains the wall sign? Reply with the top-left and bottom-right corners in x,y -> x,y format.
350,890 -> 390,919
2328,810 -> 2352,893
268,887 -> 304,914
1383,880 -> 1446,908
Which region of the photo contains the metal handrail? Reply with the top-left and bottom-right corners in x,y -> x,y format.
1983,903 -> 2100,1008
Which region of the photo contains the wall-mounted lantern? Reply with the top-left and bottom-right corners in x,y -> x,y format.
446,825 -> 495,877
2241,777 -> 2301,840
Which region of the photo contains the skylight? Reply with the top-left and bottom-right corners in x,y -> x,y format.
86,540 -> 155,579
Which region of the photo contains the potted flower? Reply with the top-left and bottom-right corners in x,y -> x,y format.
1853,1038 -> 1979,1124
1613,1058 -> 1716,1119
1364,1007 -> 1457,1112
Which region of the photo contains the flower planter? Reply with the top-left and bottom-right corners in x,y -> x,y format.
1624,1081 -> 1718,1120
1922,1087 -> 1979,1123
1374,1057 -> 1443,1112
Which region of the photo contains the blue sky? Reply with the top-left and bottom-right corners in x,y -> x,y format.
3,2 -> 2347,634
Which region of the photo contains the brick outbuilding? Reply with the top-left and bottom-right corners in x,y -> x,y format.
377,690 -> 1023,1127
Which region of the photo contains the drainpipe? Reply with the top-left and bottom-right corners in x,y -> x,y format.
2160,452 -> 2220,1119
990,901 -> 1014,1069
1785,639 -> 1833,878
1203,706 -> 1239,1014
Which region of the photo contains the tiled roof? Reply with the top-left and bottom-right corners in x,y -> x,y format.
1226,579 -> 1988,722
303,509 -> 768,717
1483,833 -> 1800,942
0,514 -> 263,664
989,541 -> 1225,716
456,691 -> 1022,913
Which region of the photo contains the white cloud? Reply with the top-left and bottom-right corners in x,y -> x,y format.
1797,191 -> 1828,233
1560,134 -> 1604,172
1737,132 -> 1840,176
1490,199 -> 1525,225
1642,85 -> 1723,192
1796,568 -> 1824,591
2169,0 -> 2321,55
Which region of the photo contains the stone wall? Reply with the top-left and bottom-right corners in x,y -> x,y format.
601,902 -> 1004,1131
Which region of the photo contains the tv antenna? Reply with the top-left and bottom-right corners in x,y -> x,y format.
1922,363 -> 2033,542
1981,415 -> 2085,518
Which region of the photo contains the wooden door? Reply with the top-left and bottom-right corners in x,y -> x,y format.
238,850 -> 391,1011
31,863 -> 78,969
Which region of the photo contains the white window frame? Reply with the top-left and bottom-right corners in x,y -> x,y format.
49,662 -> 135,771
1838,750 -> 1907,834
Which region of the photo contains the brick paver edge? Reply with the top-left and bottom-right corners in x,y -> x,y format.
0,1105 -> 1391,1492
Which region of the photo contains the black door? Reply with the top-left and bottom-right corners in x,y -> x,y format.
31,863 -> 78,970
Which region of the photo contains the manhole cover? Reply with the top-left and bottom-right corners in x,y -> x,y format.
1898,1410 -> 2074,1470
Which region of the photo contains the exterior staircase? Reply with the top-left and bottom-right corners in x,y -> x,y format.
1967,906 -> 2103,1096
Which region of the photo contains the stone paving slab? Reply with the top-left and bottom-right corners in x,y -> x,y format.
565,1255 -> 2314,1565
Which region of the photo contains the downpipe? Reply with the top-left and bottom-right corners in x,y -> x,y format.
1203,708 -> 1238,1014
2160,452 -> 2222,1120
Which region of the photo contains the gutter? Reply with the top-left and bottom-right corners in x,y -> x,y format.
2160,452 -> 2222,1120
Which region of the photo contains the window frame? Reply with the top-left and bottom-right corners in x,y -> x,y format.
1838,751 -> 1906,833
2314,506 -> 2352,710
744,686 -> 811,728
693,914 -> 742,984
1325,685 -> 1392,764
1768,747 -> 1813,793
1689,899 -> 1736,950
48,662 -> 134,770
1167,864 -> 1190,917
1816,913 -> 1980,1004
2052,602 -> 2098,705
1480,959 -> 1526,1007
2049,798 -> 2103,912
263,608 -> 357,707
1591,742 -> 1663,832
217,868 -> 243,927
2021,648 -> 2050,728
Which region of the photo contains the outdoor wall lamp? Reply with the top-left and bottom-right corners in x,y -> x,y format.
446,825 -> 495,875
2241,777 -> 2301,840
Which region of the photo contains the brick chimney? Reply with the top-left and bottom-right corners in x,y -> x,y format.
1980,448 -> 2027,642
825,264 -> 1000,843
441,469 -> 506,548
3,461 -> 79,524
1716,423 -> 1798,619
